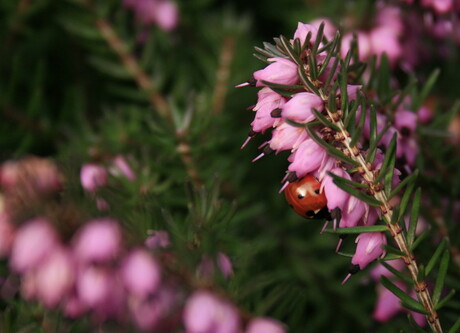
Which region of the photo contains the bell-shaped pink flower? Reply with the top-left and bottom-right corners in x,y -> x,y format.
183,291 -> 241,333
35,248 -> 75,308
341,31 -> 372,61
369,27 -> 402,66
253,58 -> 299,87
129,288 -> 175,330
352,232 -> 387,270
72,218 -> 122,263
375,5 -> 404,35
111,155 -> 136,181
246,317 -> 286,333
395,109 -> 417,134
287,138 -> 328,178
373,281 -> 405,322
251,88 -> 285,133
293,23 -> 319,46
10,218 -> 59,273
145,230 -> 170,249
322,167 -> 351,211
0,213 -> 14,258
76,266 -> 112,308
339,196 -> 368,228
121,248 -> 161,296
281,92 -> 323,123
80,163 -> 107,193
197,252 -> 234,279
269,122 -> 308,153
422,0 -> 453,13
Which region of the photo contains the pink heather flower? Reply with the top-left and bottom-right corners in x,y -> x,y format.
80,163 -> 107,193
152,0 -> 179,31
0,158 -> 61,194
287,138 -> 328,178
281,92 -> 324,123
375,6 -> 404,36
394,110 -> 417,134
293,23 -> 319,46
418,104 -> 433,124
35,248 -> 75,308
246,317 -> 286,333
268,122 -> 308,153
21,271 -> 37,300
352,232 -> 387,270
322,167 -> 351,211
251,88 -> 285,133
370,259 -> 406,282
339,196 -> 368,228
10,218 -> 59,273
77,266 -> 112,308
124,0 -> 179,31
63,295 -> 86,318
183,291 -> 241,333
422,0 -> 453,13
309,18 -> 337,40
253,58 -> 299,87
341,31 -> 372,61
0,213 -> 14,258
121,248 -> 161,296
129,287 -> 176,330
111,155 -> 136,181
373,281 -> 405,322
72,218 -> 122,263
369,27 -> 402,66
197,252 -> 234,279
145,230 -> 170,249
409,289 -> 427,326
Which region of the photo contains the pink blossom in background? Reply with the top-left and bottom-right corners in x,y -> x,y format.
293,23 -> 319,46
80,163 -> 107,193
197,252 -> 234,279
373,281 -> 405,322
0,213 -> 14,258
246,317 -> 286,333
145,230 -> 171,249
111,155 -> 137,181
121,248 -> 161,296
72,218 -> 122,263
309,18 -> 337,40
370,259 -> 406,281
123,0 -> 179,31
10,218 -> 59,273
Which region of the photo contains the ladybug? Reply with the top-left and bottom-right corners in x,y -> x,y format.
284,174 -> 329,219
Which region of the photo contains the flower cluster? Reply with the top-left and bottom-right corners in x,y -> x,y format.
0,157 -> 286,332
123,0 -> 179,31
239,22 -> 431,280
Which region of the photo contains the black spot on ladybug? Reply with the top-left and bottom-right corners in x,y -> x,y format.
306,210 -> 315,217
297,194 -> 304,199
314,189 -> 320,194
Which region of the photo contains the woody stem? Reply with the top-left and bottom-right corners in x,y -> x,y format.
322,103 -> 442,332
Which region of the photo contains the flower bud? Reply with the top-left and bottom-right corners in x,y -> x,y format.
251,88 -> 285,133
373,281 -> 404,322
77,266 -> 112,308
269,122 -> 308,153
111,155 -> 136,181
351,232 -> 387,270
253,58 -> 299,87
145,230 -> 170,249
152,0 -> 179,31
293,23 -> 318,46
369,27 -> 402,66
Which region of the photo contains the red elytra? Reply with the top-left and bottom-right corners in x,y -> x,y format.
284,174 -> 328,218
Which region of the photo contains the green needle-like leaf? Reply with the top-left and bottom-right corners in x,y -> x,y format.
380,276 -> 427,314
350,94 -> 366,147
426,239 -> 447,276
373,133 -> 397,185
327,171 -> 368,189
413,68 -> 440,111
312,109 -> 340,131
433,250 -> 450,305
407,187 -> 421,246
388,171 -> 419,200
312,22 -> 325,54
331,177 -> 382,207
324,225 -> 388,234
448,317 -> 460,333
398,181 -> 416,221
411,229 -> 430,251
436,289 -> 456,310
380,261 -> 412,284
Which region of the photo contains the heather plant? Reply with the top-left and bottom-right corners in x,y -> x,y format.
1,0 -> 460,332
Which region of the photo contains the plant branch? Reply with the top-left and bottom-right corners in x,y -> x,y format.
94,18 -> 202,187
211,36 -> 235,115
317,92 -> 443,332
